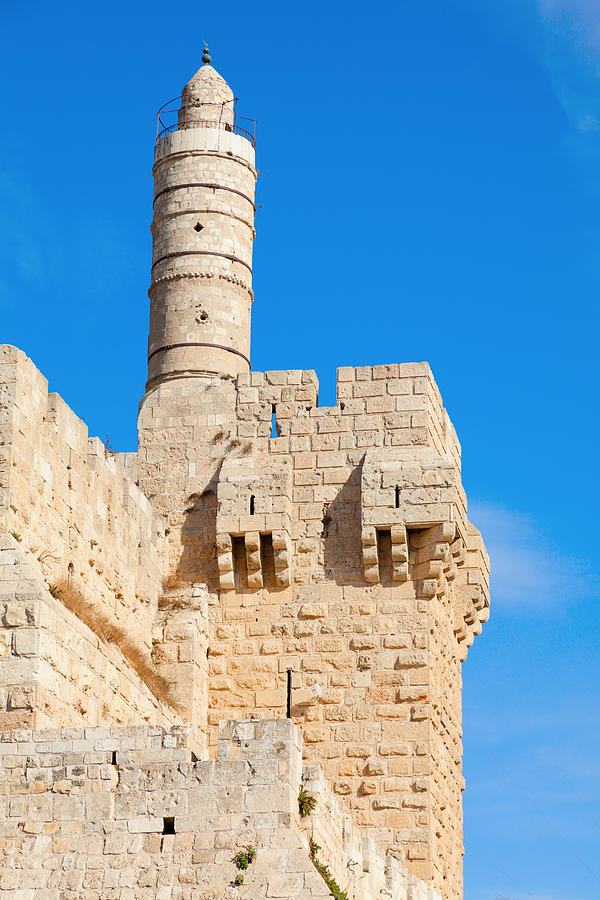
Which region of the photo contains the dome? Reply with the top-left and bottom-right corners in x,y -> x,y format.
178,60 -> 235,130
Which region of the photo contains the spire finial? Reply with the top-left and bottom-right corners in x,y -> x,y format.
202,42 -> 212,65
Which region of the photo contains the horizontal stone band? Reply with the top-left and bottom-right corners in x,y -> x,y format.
153,182 -> 256,210
151,250 -> 252,274
148,341 -> 251,367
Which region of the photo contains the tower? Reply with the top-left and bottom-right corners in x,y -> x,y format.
135,50 -> 490,900
0,45 -> 492,900
146,46 -> 257,390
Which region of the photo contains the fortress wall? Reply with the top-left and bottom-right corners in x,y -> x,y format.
0,534 -> 179,730
0,717 -> 439,900
206,578 -> 438,882
0,345 -> 165,653
136,362 -> 488,897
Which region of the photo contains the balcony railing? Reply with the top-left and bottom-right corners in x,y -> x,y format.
156,96 -> 256,147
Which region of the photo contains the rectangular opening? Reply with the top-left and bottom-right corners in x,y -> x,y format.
259,532 -> 276,588
162,816 -> 175,835
287,669 -> 292,718
395,486 -> 400,508
376,528 -> 394,586
271,405 -> 277,438
231,536 -> 249,590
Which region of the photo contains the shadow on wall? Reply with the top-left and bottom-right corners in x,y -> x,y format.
174,464 -> 221,592
172,460 -> 366,592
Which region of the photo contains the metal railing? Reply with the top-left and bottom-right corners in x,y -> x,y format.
156,96 -> 256,146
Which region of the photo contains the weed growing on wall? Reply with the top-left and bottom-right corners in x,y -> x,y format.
309,838 -> 349,900
233,845 -> 256,886
298,786 -> 317,818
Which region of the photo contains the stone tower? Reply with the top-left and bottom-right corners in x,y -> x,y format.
0,49 -> 490,900
136,52 -> 490,900
146,52 -> 256,389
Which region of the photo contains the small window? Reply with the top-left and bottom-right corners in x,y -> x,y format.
194,222 -> 204,232
271,405 -> 277,438
162,817 -> 175,835
250,495 -> 255,515
395,486 -> 400,509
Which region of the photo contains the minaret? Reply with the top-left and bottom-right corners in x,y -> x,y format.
146,45 -> 256,389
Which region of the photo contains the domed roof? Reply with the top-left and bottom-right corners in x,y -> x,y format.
178,50 -> 235,129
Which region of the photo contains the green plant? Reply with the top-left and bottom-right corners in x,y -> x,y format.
312,857 -> 349,900
234,844 -> 256,872
234,873 -> 244,886
298,786 -> 317,818
90,539 -> 98,549
48,584 -> 60,599
309,836 -> 348,900
309,837 -> 321,859
9,531 -> 21,542
164,528 -> 170,536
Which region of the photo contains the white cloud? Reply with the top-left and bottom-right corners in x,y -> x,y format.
536,0 -> 600,43
468,501 -> 597,610
453,0 -> 600,177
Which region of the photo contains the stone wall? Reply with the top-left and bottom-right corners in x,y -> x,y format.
0,718 -> 439,900
0,345 -> 165,653
0,533 -> 179,731
137,362 -> 489,900
0,345 -> 188,732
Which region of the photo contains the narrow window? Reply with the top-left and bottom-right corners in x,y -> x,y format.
395,486 -> 400,508
322,504 -> 331,538
231,536 -> 249,590
162,817 -> 175,835
250,495 -> 255,515
67,562 -> 74,585
376,529 -> 393,585
271,405 -> 277,438
111,751 -> 118,766
287,670 -> 292,718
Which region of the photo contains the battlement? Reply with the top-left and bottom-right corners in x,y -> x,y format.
234,363 -> 461,471
0,345 -> 164,635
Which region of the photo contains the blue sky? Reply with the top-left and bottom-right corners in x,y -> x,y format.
1,1 -> 599,897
